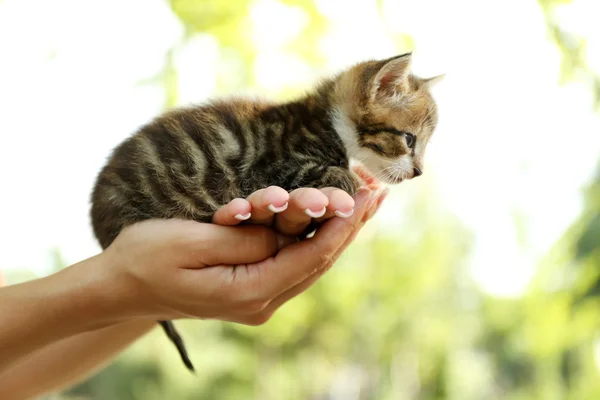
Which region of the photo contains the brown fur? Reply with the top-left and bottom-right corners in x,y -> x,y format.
90,53 -> 442,371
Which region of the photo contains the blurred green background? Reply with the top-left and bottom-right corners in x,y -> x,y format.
1,0 -> 600,399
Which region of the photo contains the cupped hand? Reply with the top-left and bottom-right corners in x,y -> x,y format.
212,165 -> 386,236
103,186 -> 386,326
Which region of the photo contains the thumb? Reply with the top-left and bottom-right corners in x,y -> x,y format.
248,189 -> 372,299
179,224 -> 288,266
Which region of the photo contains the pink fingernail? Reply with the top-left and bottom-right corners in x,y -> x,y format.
334,209 -> 354,218
305,207 -> 326,218
234,212 -> 251,221
268,202 -> 288,213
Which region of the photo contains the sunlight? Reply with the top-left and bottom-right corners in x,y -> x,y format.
1,0 -> 599,398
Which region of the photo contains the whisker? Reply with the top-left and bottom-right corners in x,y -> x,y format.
371,166 -> 395,182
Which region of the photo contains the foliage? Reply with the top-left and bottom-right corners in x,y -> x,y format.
538,0 -> 600,108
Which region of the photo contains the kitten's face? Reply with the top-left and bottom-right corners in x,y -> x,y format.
334,53 -> 442,184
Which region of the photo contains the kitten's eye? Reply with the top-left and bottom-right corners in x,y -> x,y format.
404,133 -> 416,148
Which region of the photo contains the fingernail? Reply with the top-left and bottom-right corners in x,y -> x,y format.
268,202 -> 288,213
276,233 -> 297,250
234,212 -> 251,221
334,208 -> 354,218
305,207 -> 326,218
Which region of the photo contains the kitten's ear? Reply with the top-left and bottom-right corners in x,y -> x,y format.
422,74 -> 445,89
370,53 -> 412,102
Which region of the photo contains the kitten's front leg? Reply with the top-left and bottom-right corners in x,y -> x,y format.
294,166 -> 359,240
314,166 -> 360,196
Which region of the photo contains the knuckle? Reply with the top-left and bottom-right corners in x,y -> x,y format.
319,229 -> 344,254
336,217 -> 357,236
316,251 -> 335,269
249,224 -> 269,238
241,225 -> 274,245
240,298 -> 269,315
243,312 -> 273,326
319,262 -> 334,277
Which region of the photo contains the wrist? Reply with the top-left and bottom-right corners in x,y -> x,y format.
43,253 -> 133,331
0,252 -> 137,371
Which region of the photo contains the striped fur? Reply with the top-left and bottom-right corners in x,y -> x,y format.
90,53 -> 442,371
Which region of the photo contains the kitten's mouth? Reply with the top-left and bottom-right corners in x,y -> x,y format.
352,162 -> 410,187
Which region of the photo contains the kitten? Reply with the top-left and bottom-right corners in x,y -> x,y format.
90,52 -> 443,372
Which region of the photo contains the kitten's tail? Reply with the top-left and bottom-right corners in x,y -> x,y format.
158,320 -> 196,373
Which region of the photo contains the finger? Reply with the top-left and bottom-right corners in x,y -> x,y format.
260,187 -> 375,312
261,207 -> 369,315
251,189 -> 371,299
189,188 -> 376,313
197,210 -> 367,326
179,223 -> 287,266
330,190 -> 373,258
372,187 -> 389,218
352,164 -> 382,190
363,187 -> 389,222
212,198 -> 252,226
314,187 -> 355,222
274,188 -> 329,235
246,186 -> 290,225
249,186 -> 387,320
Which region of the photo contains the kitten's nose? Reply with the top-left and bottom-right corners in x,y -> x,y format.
413,167 -> 422,177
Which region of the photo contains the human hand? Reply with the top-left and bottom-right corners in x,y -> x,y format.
102,186 -> 386,326
211,165 -> 387,236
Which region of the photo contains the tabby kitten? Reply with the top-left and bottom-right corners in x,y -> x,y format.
90,52 -> 443,372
